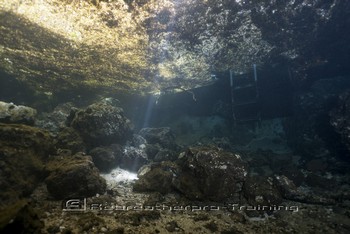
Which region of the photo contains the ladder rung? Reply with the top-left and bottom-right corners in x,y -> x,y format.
233,100 -> 257,106
236,117 -> 260,123
233,83 -> 255,90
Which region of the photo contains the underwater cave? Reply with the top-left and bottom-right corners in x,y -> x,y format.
1,0 -> 350,233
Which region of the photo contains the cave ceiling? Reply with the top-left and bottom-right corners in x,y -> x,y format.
0,0 -> 348,97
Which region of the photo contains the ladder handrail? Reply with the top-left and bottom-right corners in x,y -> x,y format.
253,64 -> 257,82
229,69 -> 237,125
230,64 -> 261,126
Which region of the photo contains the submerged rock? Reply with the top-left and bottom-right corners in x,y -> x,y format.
89,144 -> 122,173
304,173 -> 336,190
45,154 -> 106,199
0,201 -> 44,233
139,127 -> 181,162
36,102 -> 75,134
153,149 -> 178,162
139,127 -> 178,150
243,176 -> 282,215
55,127 -> 86,154
71,101 -> 132,148
0,124 -> 53,205
89,133 -> 150,173
120,145 -> 148,172
0,101 -> 37,125
129,134 -> 147,147
174,147 -> 248,202
0,123 -> 53,231
275,175 -> 305,200
134,146 -> 248,202
133,161 -> 179,195
274,175 -> 335,205
0,123 -> 53,156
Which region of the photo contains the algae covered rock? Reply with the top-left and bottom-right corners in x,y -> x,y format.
45,154 -> 106,199
173,147 -> 248,202
0,123 -> 53,229
0,101 -> 37,125
0,124 -> 53,204
55,127 -> 86,154
139,127 -> 178,150
134,146 -> 248,202
89,142 -> 148,173
89,144 -> 122,173
133,161 -> 179,195
139,127 -> 181,162
0,201 -> 44,234
36,102 -> 76,135
243,176 -> 283,215
0,123 -> 53,156
120,145 -> 148,172
71,101 -> 132,147
121,134 -> 150,171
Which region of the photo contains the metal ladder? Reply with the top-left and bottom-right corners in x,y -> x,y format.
230,64 -> 261,126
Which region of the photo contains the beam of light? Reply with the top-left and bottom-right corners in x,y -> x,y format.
142,91 -> 161,128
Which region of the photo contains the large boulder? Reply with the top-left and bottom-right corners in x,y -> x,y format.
89,135 -> 149,173
89,144 -> 123,173
0,101 -> 37,125
139,127 -> 178,150
36,102 -> 75,135
134,146 -> 248,202
71,101 -> 132,147
139,127 -> 181,162
55,127 -> 86,154
133,161 -> 179,195
243,176 -> 283,215
174,147 -> 248,202
0,201 -> 44,233
0,123 -> 53,227
45,154 -> 106,199
117,134 -> 150,171
120,145 -> 148,172
0,124 -> 53,202
274,175 -> 335,205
